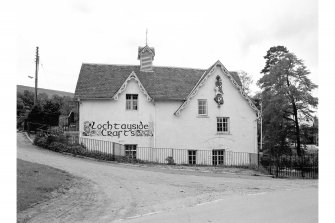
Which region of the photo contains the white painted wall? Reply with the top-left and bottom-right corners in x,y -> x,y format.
79,65 -> 258,153
79,79 -> 155,147
154,66 -> 258,153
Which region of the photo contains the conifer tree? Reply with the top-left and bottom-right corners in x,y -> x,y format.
258,47 -> 318,156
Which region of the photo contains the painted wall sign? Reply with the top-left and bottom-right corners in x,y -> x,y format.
214,75 -> 224,106
83,121 -> 154,138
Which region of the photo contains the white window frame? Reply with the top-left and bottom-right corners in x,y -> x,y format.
188,150 -> 197,165
197,99 -> 208,116
126,94 -> 138,110
125,144 -> 137,159
212,149 -> 225,166
217,117 -> 229,134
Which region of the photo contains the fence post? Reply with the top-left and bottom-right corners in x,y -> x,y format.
257,152 -> 260,169
301,155 -> 305,178
172,148 -> 174,162
112,142 -> 115,160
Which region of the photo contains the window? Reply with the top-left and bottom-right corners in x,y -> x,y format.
212,150 -> 225,166
188,150 -> 197,165
198,99 -> 207,116
126,94 -> 138,110
217,117 -> 229,133
125,144 -> 137,159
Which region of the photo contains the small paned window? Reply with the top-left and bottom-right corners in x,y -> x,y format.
126,94 -> 138,110
198,99 -> 207,116
188,150 -> 197,165
125,145 -> 137,159
217,117 -> 229,133
212,150 -> 225,166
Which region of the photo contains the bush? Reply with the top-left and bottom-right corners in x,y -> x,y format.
166,156 -> 175,165
48,142 -> 68,153
33,132 -> 149,165
34,135 -> 49,148
68,144 -> 87,155
48,134 -> 68,144
86,150 -> 113,161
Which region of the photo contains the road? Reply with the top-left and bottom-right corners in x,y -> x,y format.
17,133 -> 318,223
119,188 -> 317,223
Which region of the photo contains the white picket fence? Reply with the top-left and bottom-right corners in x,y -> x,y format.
79,137 -> 257,166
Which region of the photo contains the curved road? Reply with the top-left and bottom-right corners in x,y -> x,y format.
17,133 -> 318,223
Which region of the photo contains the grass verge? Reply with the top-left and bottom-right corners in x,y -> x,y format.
17,159 -> 74,212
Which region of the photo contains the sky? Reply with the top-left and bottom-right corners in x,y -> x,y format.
3,1 -> 335,220
11,0 -> 318,96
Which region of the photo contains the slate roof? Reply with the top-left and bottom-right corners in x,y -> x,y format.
74,63 -> 242,101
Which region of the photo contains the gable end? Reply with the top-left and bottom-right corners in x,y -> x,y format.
113,71 -> 153,101
174,61 -> 260,117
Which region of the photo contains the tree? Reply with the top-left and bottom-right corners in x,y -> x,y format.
300,116 -> 318,146
258,47 -> 318,156
59,96 -> 73,115
37,92 -> 49,108
260,88 -> 295,156
237,70 -> 253,95
261,46 -> 289,75
17,90 -> 34,109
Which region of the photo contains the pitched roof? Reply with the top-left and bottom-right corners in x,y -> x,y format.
138,46 -> 155,59
74,63 -> 242,101
174,60 -> 259,117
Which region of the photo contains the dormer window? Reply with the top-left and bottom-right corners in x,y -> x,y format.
126,94 -> 138,110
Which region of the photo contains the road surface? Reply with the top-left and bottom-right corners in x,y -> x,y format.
118,188 -> 317,223
17,133 -> 318,223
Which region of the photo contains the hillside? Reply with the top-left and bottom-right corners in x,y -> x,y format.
17,85 -> 74,98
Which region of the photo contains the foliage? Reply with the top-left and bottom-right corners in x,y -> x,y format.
300,121 -> 318,146
165,156 -> 175,165
48,142 -> 69,152
257,46 -> 318,156
17,89 -> 77,128
261,46 -> 289,75
33,135 -> 49,148
17,90 -> 34,110
237,70 -> 253,95
33,133 -> 113,161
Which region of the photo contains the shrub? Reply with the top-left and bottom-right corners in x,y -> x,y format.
34,135 -> 49,148
48,142 -> 68,153
165,156 -> 175,165
50,135 -> 69,144
68,144 -> 86,155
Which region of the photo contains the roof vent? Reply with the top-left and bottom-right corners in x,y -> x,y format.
138,45 -> 155,72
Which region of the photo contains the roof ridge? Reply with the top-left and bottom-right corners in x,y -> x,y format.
82,62 -> 207,71
152,65 -> 206,70
82,62 -> 139,66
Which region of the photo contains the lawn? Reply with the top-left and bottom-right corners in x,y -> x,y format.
17,159 -> 75,212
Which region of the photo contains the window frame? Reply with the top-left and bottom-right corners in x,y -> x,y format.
125,144 -> 137,159
197,99 -> 208,116
217,117 -> 230,134
126,94 -> 138,111
188,150 -> 197,165
212,149 -> 225,166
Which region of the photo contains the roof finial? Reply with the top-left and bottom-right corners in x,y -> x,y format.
146,28 -> 148,46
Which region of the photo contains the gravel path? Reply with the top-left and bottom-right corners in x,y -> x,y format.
17,133 -> 318,222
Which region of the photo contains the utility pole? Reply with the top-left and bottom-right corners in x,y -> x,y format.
34,47 -> 39,106
260,100 -> 263,152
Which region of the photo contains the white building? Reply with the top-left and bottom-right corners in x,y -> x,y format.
74,44 -> 260,165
